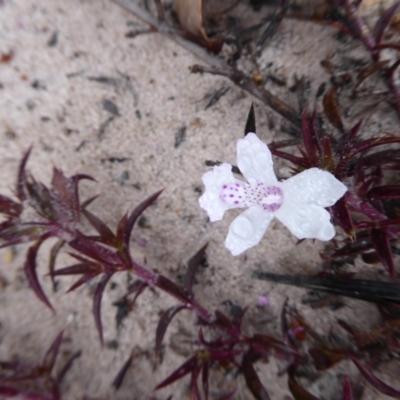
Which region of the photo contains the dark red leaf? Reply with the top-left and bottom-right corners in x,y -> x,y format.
0,386 -> 20,396
0,194 -> 22,218
154,355 -> 197,390
288,368 -> 321,400
342,376 -> 354,400
248,334 -> 302,360
183,243 -> 208,296
350,356 -> 400,398
367,185 -> 400,200
56,350 -> 81,384
52,263 -> 100,276
269,148 -> 309,168
66,272 -> 99,293
357,177 -> 380,199
69,231 -> 121,266
190,364 -> 202,400
16,146 -> 32,201
373,2 -> 400,44
242,353 -> 271,400
350,136 -> 400,156
83,209 -> 116,243
24,235 -> 54,312
42,331 -> 63,372
155,305 -> 186,359
156,275 -> 190,304
356,218 -> 400,230
301,109 -> 318,165
214,311 -> 237,337
25,178 -> 57,221
371,228 -> 395,279
123,190 -> 163,248
72,174 -> 95,218
51,167 -> 78,220
323,87 -> 344,132
112,351 -> 134,390
93,272 -> 114,345
48,239 -> 65,290
330,196 -> 354,237
116,213 -> 128,247
0,222 -> 47,249
202,359 -> 210,400
308,348 -> 344,370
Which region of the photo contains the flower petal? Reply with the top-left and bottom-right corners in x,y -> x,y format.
281,168 -> 347,208
275,203 -> 335,241
237,133 -> 277,185
199,163 -> 245,222
225,206 -> 274,256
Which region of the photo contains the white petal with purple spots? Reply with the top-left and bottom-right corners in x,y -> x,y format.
199,133 -> 347,256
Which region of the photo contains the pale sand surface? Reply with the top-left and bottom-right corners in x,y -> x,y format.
0,1 -> 399,399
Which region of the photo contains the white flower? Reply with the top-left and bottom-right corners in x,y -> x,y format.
199,133 -> 347,256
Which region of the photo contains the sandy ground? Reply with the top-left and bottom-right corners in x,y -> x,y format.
0,0 -> 399,399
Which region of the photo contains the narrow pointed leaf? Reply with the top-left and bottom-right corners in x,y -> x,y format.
190,365 -> 202,400
16,146 -> 32,201
56,350 -> 81,384
350,356 -> 400,398
93,272 -> 114,345
371,228 -> 395,279
0,386 -> 20,396
0,195 -> 22,218
48,239 -> 65,290
245,103 -> 256,135
42,331 -> 64,372
288,369 -> 321,400
350,136 -> 400,156
202,359 -> 210,400
66,272 -> 99,293
155,305 -> 186,358
323,87 -> 344,132
124,190 -> 163,248
373,2 -> 400,44
154,355 -> 197,390
331,197 -> 354,237
269,149 -> 309,168
342,376 -> 354,400
80,194 -> 99,210
112,351 -> 134,390
53,263 -> 100,276
242,353 -> 271,400
69,231 -> 121,266
183,243 -> 208,296
156,275 -> 190,304
338,120 -> 363,155
363,149 -> 400,166
83,209 -> 116,243
367,185 -> 400,200
24,235 -> 54,312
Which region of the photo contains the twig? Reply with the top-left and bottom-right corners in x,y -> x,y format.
190,65 -> 301,127
112,0 -> 301,128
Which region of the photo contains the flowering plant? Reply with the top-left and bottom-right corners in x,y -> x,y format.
199,133 -> 347,255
